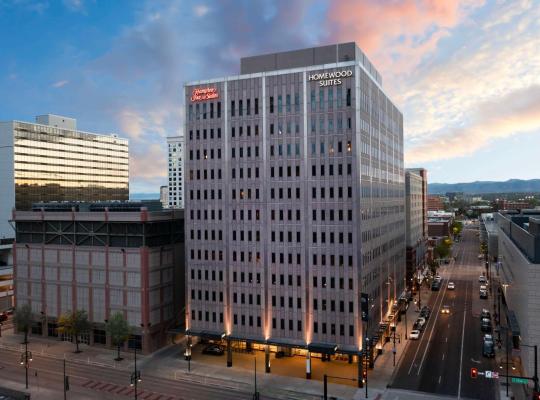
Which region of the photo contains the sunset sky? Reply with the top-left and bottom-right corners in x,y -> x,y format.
1,0 -> 539,193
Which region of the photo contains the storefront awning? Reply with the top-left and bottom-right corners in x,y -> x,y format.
506,310 -> 521,336
308,342 -> 338,355
185,329 -> 226,341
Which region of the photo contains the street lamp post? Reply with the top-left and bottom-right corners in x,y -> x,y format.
253,355 -> 259,400
20,340 -> 32,389
130,346 -> 141,400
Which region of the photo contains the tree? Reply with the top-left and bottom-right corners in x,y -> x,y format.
13,304 -> 33,344
451,220 -> 463,238
106,312 -> 131,361
57,310 -> 91,353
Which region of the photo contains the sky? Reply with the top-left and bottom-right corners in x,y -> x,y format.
1,0 -> 539,193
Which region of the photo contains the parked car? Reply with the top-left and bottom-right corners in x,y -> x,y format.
481,318 -> 492,332
410,330 -> 421,340
483,337 -> 495,357
0,312 -> 7,322
202,344 -> 225,356
479,275 -> 487,283
415,317 -> 427,330
480,284 -> 487,291
431,281 -> 440,291
5,307 -> 14,315
420,306 -> 431,320
448,282 -> 455,290
441,305 -> 450,314
480,309 -> 491,320
435,275 -> 442,282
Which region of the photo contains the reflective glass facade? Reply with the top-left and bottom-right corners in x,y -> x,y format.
12,122 -> 129,210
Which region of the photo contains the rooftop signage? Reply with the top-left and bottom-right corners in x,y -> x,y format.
190,87 -> 219,102
308,69 -> 353,86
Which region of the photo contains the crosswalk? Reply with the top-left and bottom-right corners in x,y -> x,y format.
82,379 -> 184,400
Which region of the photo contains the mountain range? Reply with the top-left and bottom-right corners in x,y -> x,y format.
428,179 -> 540,194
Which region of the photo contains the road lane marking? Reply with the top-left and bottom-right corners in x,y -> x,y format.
457,280 -> 469,400
438,375 -> 442,384
406,280 -> 446,375
442,353 -> 445,360
416,271 -> 453,376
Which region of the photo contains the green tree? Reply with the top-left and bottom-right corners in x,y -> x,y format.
13,303 -> 33,344
57,310 -> 91,353
451,221 -> 463,238
106,312 -> 131,361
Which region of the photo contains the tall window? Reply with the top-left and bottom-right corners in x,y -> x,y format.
278,95 -> 283,114
319,88 -> 324,111
311,89 -> 316,112
270,96 -> 274,113
328,88 -> 333,110
286,94 -> 291,112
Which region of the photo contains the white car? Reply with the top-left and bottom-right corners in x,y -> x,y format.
480,284 -> 487,291
410,330 -> 421,340
448,282 -> 455,290
435,275 -> 442,282
479,275 -> 487,283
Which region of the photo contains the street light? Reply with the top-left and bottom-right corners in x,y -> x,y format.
20,341 -> 32,389
129,345 -> 142,399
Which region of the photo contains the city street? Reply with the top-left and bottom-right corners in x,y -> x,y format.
391,227 -> 498,399
0,345 -> 271,400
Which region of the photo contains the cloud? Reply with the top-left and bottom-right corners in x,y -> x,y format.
326,0 -> 485,75
193,4 -> 209,17
406,85 -> 540,163
130,143 -> 167,180
51,80 -> 69,88
63,0 -> 86,12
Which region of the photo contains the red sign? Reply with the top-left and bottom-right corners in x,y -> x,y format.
191,87 -> 219,102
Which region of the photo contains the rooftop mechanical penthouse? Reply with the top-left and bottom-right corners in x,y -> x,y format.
184,42 -> 405,376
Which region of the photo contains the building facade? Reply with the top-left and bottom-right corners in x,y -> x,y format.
0,239 -> 14,311
0,115 -> 129,239
405,168 -> 427,285
160,185 -> 169,209
184,43 -> 405,373
496,210 -> 540,388
167,136 -> 185,208
13,202 -> 184,354
427,195 -> 444,212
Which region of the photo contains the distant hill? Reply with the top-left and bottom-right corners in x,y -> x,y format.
130,192 -> 160,200
428,179 -> 540,194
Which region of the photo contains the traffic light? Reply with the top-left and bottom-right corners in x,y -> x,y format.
471,367 -> 478,379
532,391 -> 540,400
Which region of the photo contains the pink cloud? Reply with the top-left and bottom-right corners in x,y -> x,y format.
326,0 -> 485,74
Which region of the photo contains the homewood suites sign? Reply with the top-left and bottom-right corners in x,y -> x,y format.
308,69 -> 353,86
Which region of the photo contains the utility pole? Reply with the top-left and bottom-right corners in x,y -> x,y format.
392,326 -> 397,367
253,356 -> 259,400
63,358 -> 70,400
323,374 -> 328,400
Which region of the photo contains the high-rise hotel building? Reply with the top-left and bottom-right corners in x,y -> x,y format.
0,114 -> 129,239
184,43 -> 405,372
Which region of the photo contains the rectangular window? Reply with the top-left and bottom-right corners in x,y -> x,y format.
239,99 -> 243,116
346,88 -> 351,106
278,95 -> 282,113
310,89 -> 316,112
286,94 -> 291,112
270,96 -> 274,113
246,98 -> 250,115
319,88 -> 324,111
295,93 -> 300,112
255,98 -> 259,114
231,100 -> 235,117
217,101 -> 221,118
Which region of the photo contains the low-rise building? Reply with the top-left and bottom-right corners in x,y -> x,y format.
427,195 -> 445,212
496,210 -> 540,387
0,239 -> 14,311
13,201 -> 184,353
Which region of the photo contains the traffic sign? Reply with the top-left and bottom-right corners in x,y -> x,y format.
511,377 -> 529,384
485,371 -> 492,378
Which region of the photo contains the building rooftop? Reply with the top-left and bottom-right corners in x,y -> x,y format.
496,210 -> 540,263
30,200 -> 163,212
240,42 -> 382,85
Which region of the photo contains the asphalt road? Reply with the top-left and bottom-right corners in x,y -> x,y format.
391,226 -> 498,399
0,346 -> 270,400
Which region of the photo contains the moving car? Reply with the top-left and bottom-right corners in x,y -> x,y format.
481,318 -> 492,332
479,275 -> 487,283
410,330 -> 421,340
480,284 -> 487,291
431,281 -> 440,291
480,289 -> 488,299
448,282 -> 455,290
0,312 -> 7,322
202,344 -> 225,356
441,305 -> 450,314
480,309 -> 491,320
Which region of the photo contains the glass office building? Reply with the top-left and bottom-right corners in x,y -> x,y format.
0,115 -> 129,238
